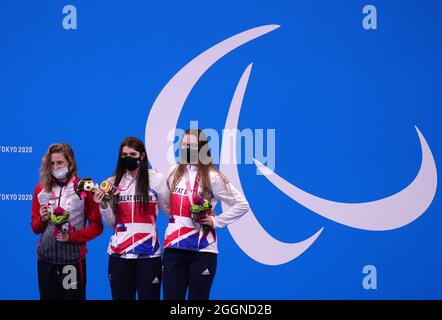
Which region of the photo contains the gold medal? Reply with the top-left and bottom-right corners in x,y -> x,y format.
100,180 -> 112,193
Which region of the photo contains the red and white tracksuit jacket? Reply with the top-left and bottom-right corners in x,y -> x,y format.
100,169 -> 169,259
164,164 -> 250,254
31,177 -> 103,265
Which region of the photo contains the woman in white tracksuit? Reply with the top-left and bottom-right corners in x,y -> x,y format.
163,128 -> 250,300
94,137 -> 169,300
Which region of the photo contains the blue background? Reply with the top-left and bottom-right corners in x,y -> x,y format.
0,0 -> 441,299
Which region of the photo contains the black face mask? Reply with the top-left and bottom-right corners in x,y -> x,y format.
180,145 -> 199,164
122,156 -> 141,171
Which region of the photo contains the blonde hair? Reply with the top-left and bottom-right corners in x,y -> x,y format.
40,143 -> 78,191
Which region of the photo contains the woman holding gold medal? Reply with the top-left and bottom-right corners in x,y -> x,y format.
31,143 -> 103,300
94,137 -> 169,300
162,129 -> 250,300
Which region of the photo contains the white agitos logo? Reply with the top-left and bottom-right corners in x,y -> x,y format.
145,25 -> 438,266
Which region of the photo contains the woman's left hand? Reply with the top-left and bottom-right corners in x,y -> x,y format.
56,232 -> 70,242
199,215 -> 214,228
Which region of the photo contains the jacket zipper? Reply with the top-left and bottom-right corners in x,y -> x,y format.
177,186 -> 184,249
56,184 -> 63,274
131,181 -> 135,254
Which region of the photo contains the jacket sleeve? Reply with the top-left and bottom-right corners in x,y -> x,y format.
69,192 -> 104,244
101,203 -> 116,228
157,172 -> 170,218
209,171 -> 250,228
161,165 -> 178,219
99,176 -> 117,228
31,183 -> 47,234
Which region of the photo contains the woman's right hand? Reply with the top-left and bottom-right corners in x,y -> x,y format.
39,204 -> 49,223
94,189 -> 109,209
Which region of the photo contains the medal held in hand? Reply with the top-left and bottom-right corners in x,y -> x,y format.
99,180 -> 118,201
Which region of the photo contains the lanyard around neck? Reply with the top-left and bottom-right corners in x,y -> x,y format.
113,174 -> 137,194
48,176 -> 75,205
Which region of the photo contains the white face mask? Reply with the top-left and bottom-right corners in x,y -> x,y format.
51,166 -> 69,180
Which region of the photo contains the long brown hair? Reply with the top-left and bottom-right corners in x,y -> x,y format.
40,143 -> 78,191
113,137 -> 150,208
169,129 -> 228,199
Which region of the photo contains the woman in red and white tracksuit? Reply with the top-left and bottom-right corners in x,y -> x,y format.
31,143 -> 103,300
163,129 -> 250,300
94,137 -> 169,300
